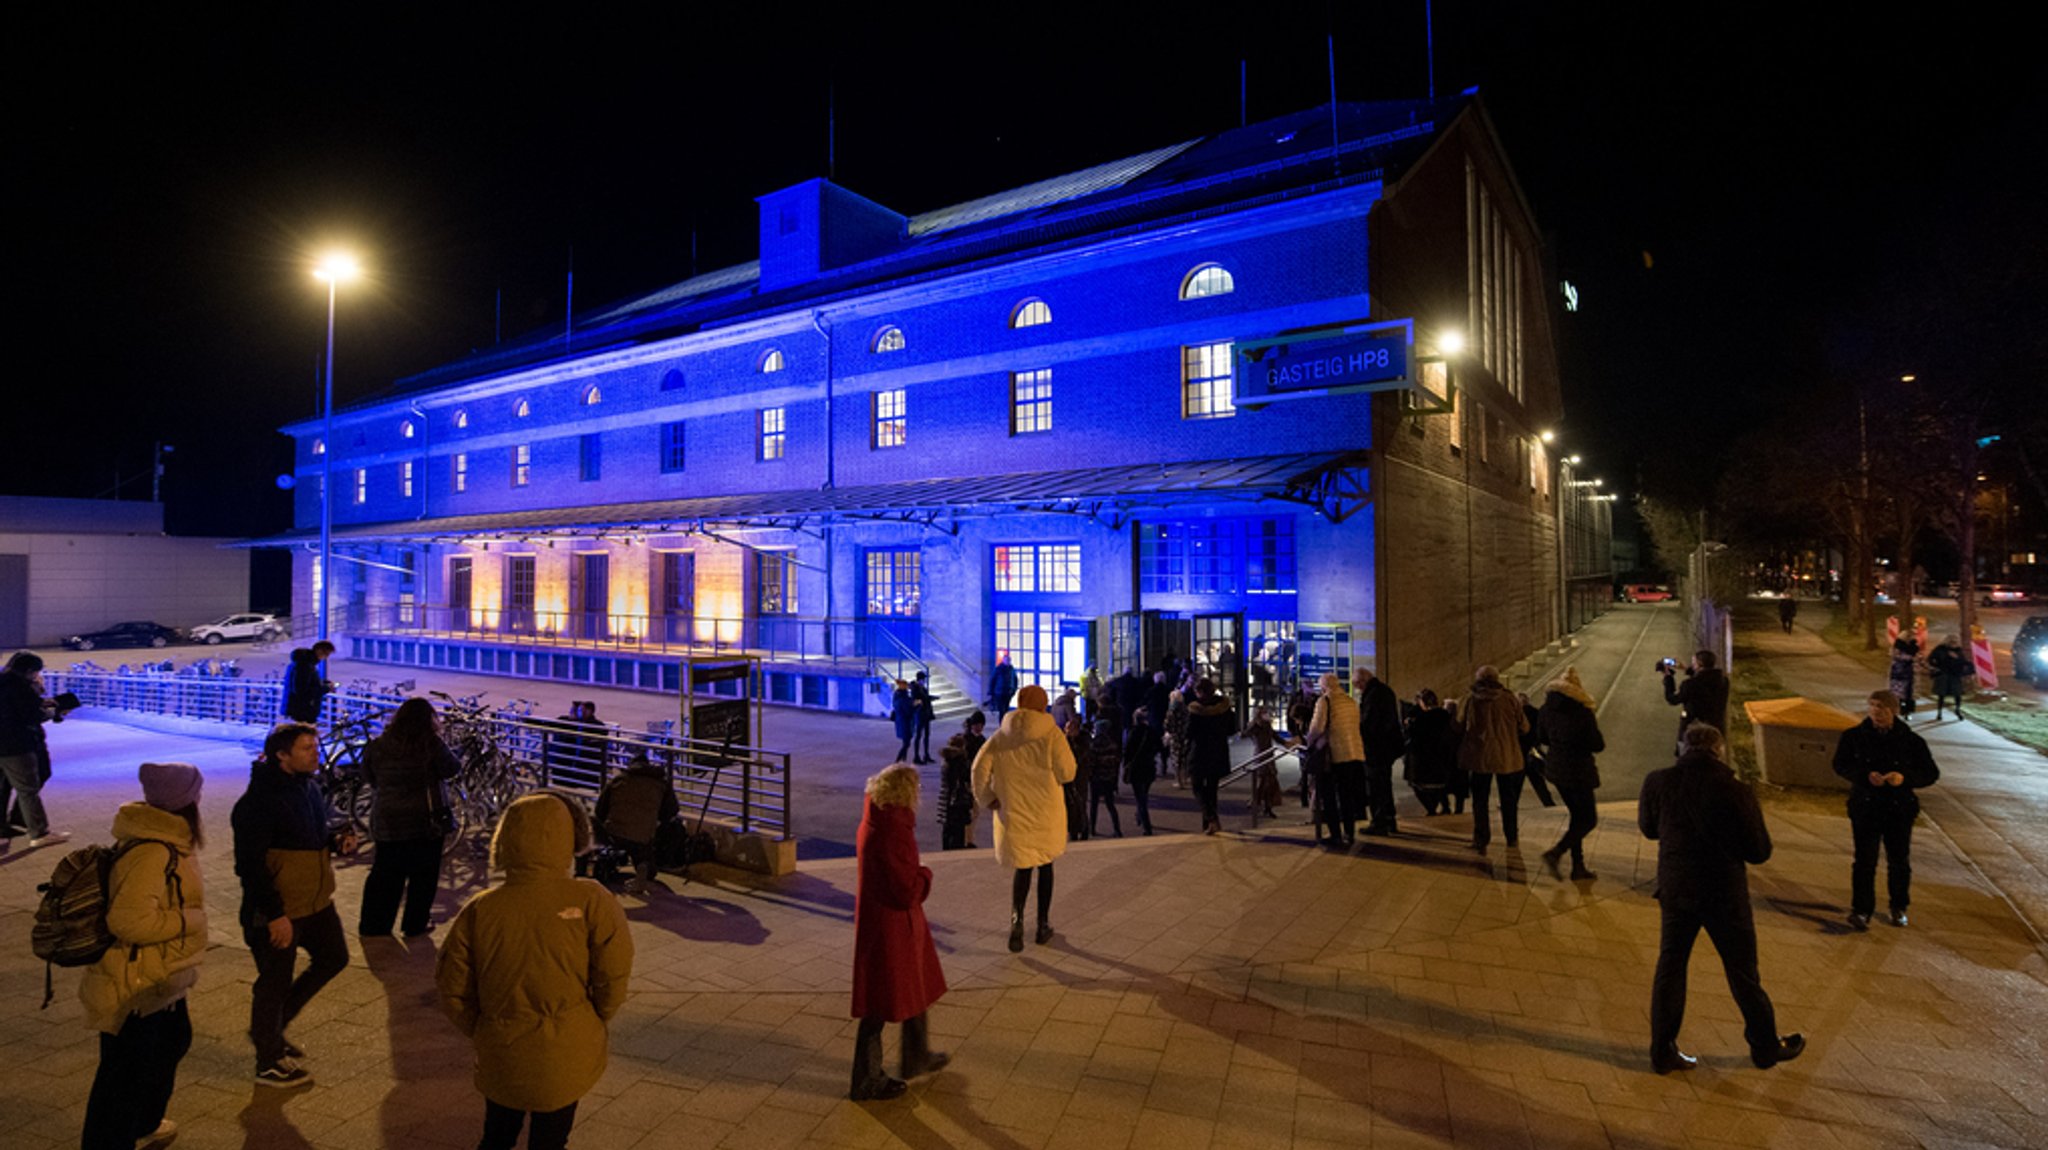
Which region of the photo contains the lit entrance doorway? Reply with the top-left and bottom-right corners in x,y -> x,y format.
571,552 -> 609,640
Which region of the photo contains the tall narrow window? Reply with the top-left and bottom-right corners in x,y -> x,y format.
1011,369 -> 1052,434
579,433 -> 602,481
757,551 -> 797,615
448,556 -> 473,618
873,388 -> 906,448
1182,341 -> 1236,419
512,444 -> 531,487
660,421 -> 686,473
657,552 -> 694,642
400,460 -> 414,498
505,555 -> 536,633
759,407 -> 786,460
352,469 -> 367,505
453,452 -> 469,492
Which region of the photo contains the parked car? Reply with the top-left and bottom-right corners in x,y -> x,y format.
1621,584 -> 1674,603
63,621 -> 184,650
1979,584 -> 2040,606
2014,616 -> 2048,685
188,612 -> 285,644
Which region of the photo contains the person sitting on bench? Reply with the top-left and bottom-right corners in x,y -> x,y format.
593,753 -> 680,893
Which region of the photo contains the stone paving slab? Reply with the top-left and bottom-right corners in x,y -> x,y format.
3,714 -> 2046,1148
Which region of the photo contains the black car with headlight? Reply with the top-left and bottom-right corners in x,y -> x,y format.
2015,616 -> 2048,684
62,621 -> 183,650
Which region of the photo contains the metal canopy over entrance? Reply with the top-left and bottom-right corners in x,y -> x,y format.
236,452 -> 1374,547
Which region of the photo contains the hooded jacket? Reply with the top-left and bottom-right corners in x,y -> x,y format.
79,802 -> 208,1033
1457,681 -> 1529,775
1536,688 -> 1606,790
970,708 -> 1077,869
230,759 -> 339,925
851,797 -> 947,1022
436,794 -> 633,1113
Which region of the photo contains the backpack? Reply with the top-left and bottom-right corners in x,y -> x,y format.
31,839 -> 180,1008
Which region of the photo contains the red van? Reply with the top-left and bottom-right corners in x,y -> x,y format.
1622,584 -> 1674,603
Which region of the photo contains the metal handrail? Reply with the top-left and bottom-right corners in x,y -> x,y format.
344,603 -> 908,671
864,621 -> 928,687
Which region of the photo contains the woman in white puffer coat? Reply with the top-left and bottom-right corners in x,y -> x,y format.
971,684 -> 1078,953
80,762 -> 209,1150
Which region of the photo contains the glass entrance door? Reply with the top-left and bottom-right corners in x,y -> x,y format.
572,553 -> 609,640
1193,612 -> 1246,714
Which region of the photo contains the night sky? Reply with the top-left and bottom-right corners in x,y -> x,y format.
13,7 -> 2041,539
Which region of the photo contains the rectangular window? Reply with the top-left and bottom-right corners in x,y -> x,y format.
399,460 -> 414,499
1467,162 -> 1525,401
579,434 -> 601,481
1245,518 -> 1297,593
1011,368 -> 1052,434
1182,341 -> 1236,419
759,407 -> 785,461
448,557 -> 473,616
873,388 -> 906,448
994,610 -> 1066,692
505,555 -> 536,632
757,551 -> 797,615
660,421 -> 686,473
453,452 -> 468,493
864,548 -> 922,617
993,544 -> 1081,594
352,469 -> 366,505
512,444 -> 531,487
1140,517 -> 1297,595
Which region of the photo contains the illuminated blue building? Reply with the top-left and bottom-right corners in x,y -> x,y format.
266,96 -> 1568,718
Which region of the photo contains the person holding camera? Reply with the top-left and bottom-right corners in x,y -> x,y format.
1661,650 -> 1729,746
1832,689 -> 1940,929
1,651 -> 74,847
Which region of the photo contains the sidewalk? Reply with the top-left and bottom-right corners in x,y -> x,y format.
1742,618 -> 2048,944
2,710 -> 2045,1148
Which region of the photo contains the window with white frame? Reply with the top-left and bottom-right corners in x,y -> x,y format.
993,543 -> 1081,593
1182,341 -> 1237,419
872,326 -> 905,353
453,452 -> 468,492
759,407 -> 786,461
873,389 -> 906,448
1180,263 -> 1235,300
400,460 -> 414,498
512,444 -> 531,486
1011,368 -> 1052,434
760,349 -> 785,373
757,551 -> 797,615
352,469 -> 366,505
1010,299 -> 1051,328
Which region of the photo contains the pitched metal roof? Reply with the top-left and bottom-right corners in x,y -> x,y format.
237,452 -> 1367,547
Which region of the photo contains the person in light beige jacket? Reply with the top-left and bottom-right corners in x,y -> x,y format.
80,762 -> 208,1150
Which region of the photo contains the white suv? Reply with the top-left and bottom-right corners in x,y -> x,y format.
189,613 -> 285,644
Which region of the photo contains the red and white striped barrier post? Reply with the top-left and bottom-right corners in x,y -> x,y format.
1970,625 -> 1999,690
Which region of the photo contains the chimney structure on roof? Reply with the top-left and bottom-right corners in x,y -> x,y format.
755,179 -> 906,293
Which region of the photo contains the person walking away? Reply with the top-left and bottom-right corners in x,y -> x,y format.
986,654 -> 1019,719
282,642 -> 336,724
1887,633 -> 1921,716
911,671 -> 936,763
358,697 -> 460,937
1144,673 -> 1172,777
1927,636 -> 1970,720
78,762 -> 208,1150
437,793 -> 632,1150
1356,667 -> 1405,835
1123,708 -> 1160,835
937,712 -> 986,850
1832,689 -> 1940,928
1458,666 -> 1528,851
1662,650 -> 1730,747
890,680 -> 915,763
1164,687 -> 1192,788
1286,683 -> 1318,807
1537,668 -> 1606,880
1777,596 -> 1798,633
1062,716 -> 1091,840
1306,673 -> 1365,846
849,764 -> 950,1101
1401,690 -> 1462,815
1078,665 -> 1102,723
1242,707 -> 1287,818
970,684 -> 1077,951
1186,679 -> 1236,834
1049,686 -> 1079,733
1,651 -> 70,848
232,722 -> 357,1087
1638,724 -> 1804,1075
1086,704 -> 1124,837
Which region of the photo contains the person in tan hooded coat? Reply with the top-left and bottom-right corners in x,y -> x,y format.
1457,666 -> 1530,851
79,762 -> 208,1150
971,683 -> 1077,952
437,792 -> 633,1150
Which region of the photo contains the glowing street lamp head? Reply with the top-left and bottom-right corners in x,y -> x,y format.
1539,429 -> 1556,443
314,253 -> 360,283
1437,329 -> 1466,356
1566,454 -> 1582,466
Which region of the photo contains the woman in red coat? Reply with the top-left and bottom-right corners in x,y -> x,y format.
850,764 -> 949,1101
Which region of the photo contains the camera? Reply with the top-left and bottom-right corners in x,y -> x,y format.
1656,658 -> 1679,674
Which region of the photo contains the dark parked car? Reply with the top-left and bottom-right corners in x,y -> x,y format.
2014,616 -> 2048,685
63,621 -> 183,650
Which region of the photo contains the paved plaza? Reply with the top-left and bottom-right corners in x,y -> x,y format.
3,607 -> 2046,1148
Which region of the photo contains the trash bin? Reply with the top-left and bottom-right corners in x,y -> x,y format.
1743,697 -> 1860,789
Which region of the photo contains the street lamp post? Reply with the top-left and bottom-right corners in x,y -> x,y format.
313,253 -> 359,643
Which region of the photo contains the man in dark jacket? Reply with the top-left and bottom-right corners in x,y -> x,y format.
1832,689 -> 1941,929
282,642 -> 337,724
1356,668 -> 1405,835
1,651 -> 71,847
986,655 -> 1019,719
1662,650 -> 1730,746
595,753 -> 682,891
1638,724 -> 1803,1075
232,721 -> 356,1087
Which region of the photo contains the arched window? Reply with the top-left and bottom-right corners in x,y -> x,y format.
1180,263 -> 1235,300
513,398 -> 531,418
660,368 -> 685,391
759,349 -> 785,373
581,384 -> 602,406
872,326 -> 906,353
311,438 -> 325,456
453,409 -> 469,429
399,419 -> 415,439
1010,299 -> 1052,329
